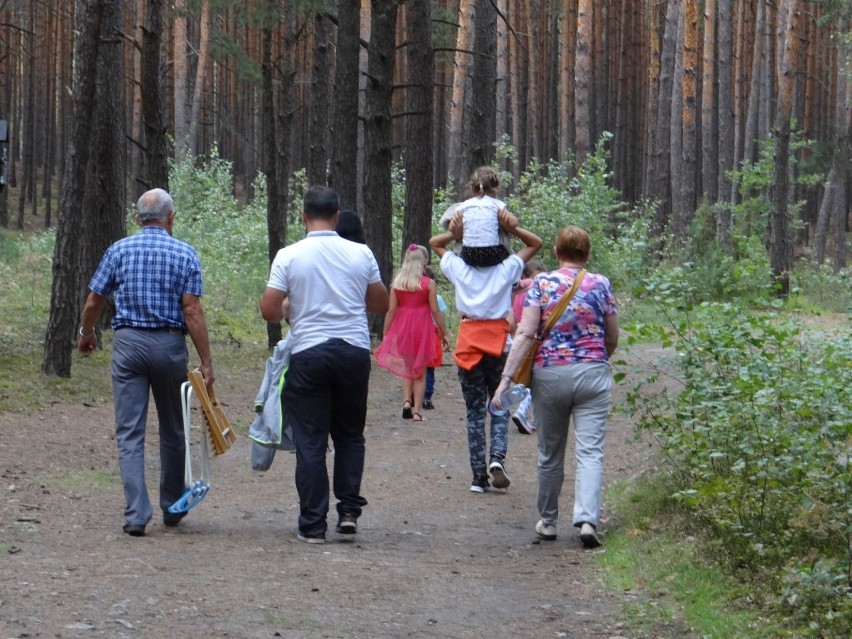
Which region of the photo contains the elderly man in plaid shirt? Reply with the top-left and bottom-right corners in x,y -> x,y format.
77,188 -> 214,538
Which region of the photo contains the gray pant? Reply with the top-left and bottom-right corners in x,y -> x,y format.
532,363 -> 612,528
111,328 -> 188,526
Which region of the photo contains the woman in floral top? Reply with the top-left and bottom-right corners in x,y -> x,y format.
494,225 -> 619,548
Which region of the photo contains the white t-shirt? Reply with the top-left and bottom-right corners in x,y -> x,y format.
266,230 -> 382,353
455,195 -> 506,247
440,251 -> 524,320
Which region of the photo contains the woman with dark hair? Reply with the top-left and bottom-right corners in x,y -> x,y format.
336,209 -> 366,244
493,225 -> 619,548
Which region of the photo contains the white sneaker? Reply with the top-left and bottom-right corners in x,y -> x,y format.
579,522 -> 601,548
297,532 -> 326,544
511,412 -> 533,434
488,458 -> 510,489
470,475 -> 490,493
535,520 -> 557,540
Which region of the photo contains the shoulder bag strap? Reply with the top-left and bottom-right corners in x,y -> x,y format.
536,269 -> 586,342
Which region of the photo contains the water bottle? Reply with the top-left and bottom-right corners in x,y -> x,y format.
489,383 -> 527,416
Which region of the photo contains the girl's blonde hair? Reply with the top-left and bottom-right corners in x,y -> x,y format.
468,166 -> 500,197
392,244 -> 428,292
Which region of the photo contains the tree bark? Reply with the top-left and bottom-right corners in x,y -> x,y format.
82,0 -> 127,331
574,0 -> 592,165
701,0 -> 718,204
716,0 -> 734,242
43,0 -> 106,377
189,0 -> 210,157
470,0 -> 497,170
448,0 -> 474,196
329,0 -> 360,209
648,0 -> 678,240
140,0 -> 169,190
559,0 -> 577,162
677,0 -> 699,236
363,0 -> 399,325
173,0 -> 189,160
308,12 -> 331,185
669,3 -> 685,241
262,25 -> 282,348
402,0 -> 433,253
813,14 -> 849,272
769,0 -> 799,297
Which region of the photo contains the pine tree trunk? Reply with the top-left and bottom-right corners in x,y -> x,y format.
308,13 -> 331,185
262,26 -> 283,348
574,0 -> 592,165
141,0 -> 169,190
470,0 -> 497,170
43,0 -> 106,378
363,0 -> 399,306
402,0 -> 433,253
329,0 -> 360,209
716,0 -> 734,241
173,0 -> 189,160
509,0 -> 528,183
648,0 -> 679,239
769,0 -> 799,297
189,0 -> 210,157
669,3 -> 685,240
559,0 -> 577,161
701,0 -> 718,204
82,0 -> 126,331
678,0 -> 699,234
495,0 -> 509,157
813,15 -> 849,272
448,0 -> 474,196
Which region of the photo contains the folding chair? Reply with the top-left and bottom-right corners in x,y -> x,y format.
167,371 -> 234,514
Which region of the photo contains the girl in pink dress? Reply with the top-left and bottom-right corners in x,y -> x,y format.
375,244 -> 450,421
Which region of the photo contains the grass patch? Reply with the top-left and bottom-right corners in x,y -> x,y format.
49,469 -> 121,491
0,351 -> 114,412
600,477 -> 790,639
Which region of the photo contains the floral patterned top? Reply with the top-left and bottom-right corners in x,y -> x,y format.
524,267 -> 617,367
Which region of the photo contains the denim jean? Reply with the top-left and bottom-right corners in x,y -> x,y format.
457,353 -> 509,477
283,339 -> 371,537
425,367 -> 435,400
532,363 -> 612,528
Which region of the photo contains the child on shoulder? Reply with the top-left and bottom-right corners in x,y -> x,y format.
443,166 -> 514,268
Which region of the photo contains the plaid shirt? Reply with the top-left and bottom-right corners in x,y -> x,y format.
88,226 -> 204,330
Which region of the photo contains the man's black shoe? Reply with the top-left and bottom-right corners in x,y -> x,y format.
336,514 -> 357,534
122,523 -> 146,537
163,511 -> 186,527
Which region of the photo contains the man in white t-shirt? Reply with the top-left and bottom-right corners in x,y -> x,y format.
260,186 -> 389,544
430,209 -> 541,494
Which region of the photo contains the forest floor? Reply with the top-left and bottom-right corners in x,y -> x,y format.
0,342 -> 687,639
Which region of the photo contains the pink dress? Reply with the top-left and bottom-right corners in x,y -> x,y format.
375,276 -> 435,379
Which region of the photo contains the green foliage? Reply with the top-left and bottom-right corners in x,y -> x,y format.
624,304 -> 852,636
789,266 -> 852,315
499,132 -> 653,291
169,150 -> 270,339
601,477 -> 786,638
0,230 -> 55,353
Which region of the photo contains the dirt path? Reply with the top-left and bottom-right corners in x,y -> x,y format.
1,346 -> 662,639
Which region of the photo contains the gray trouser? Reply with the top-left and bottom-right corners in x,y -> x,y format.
111,328 -> 188,526
532,363 -> 612,528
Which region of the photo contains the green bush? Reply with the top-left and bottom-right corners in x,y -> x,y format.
625,304 -> 851,636
169,150 -> 271,341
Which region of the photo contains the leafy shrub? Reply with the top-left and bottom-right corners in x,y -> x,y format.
169,150 -> 270,339
789,266 -> 852,315
625,303 -> 851,636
